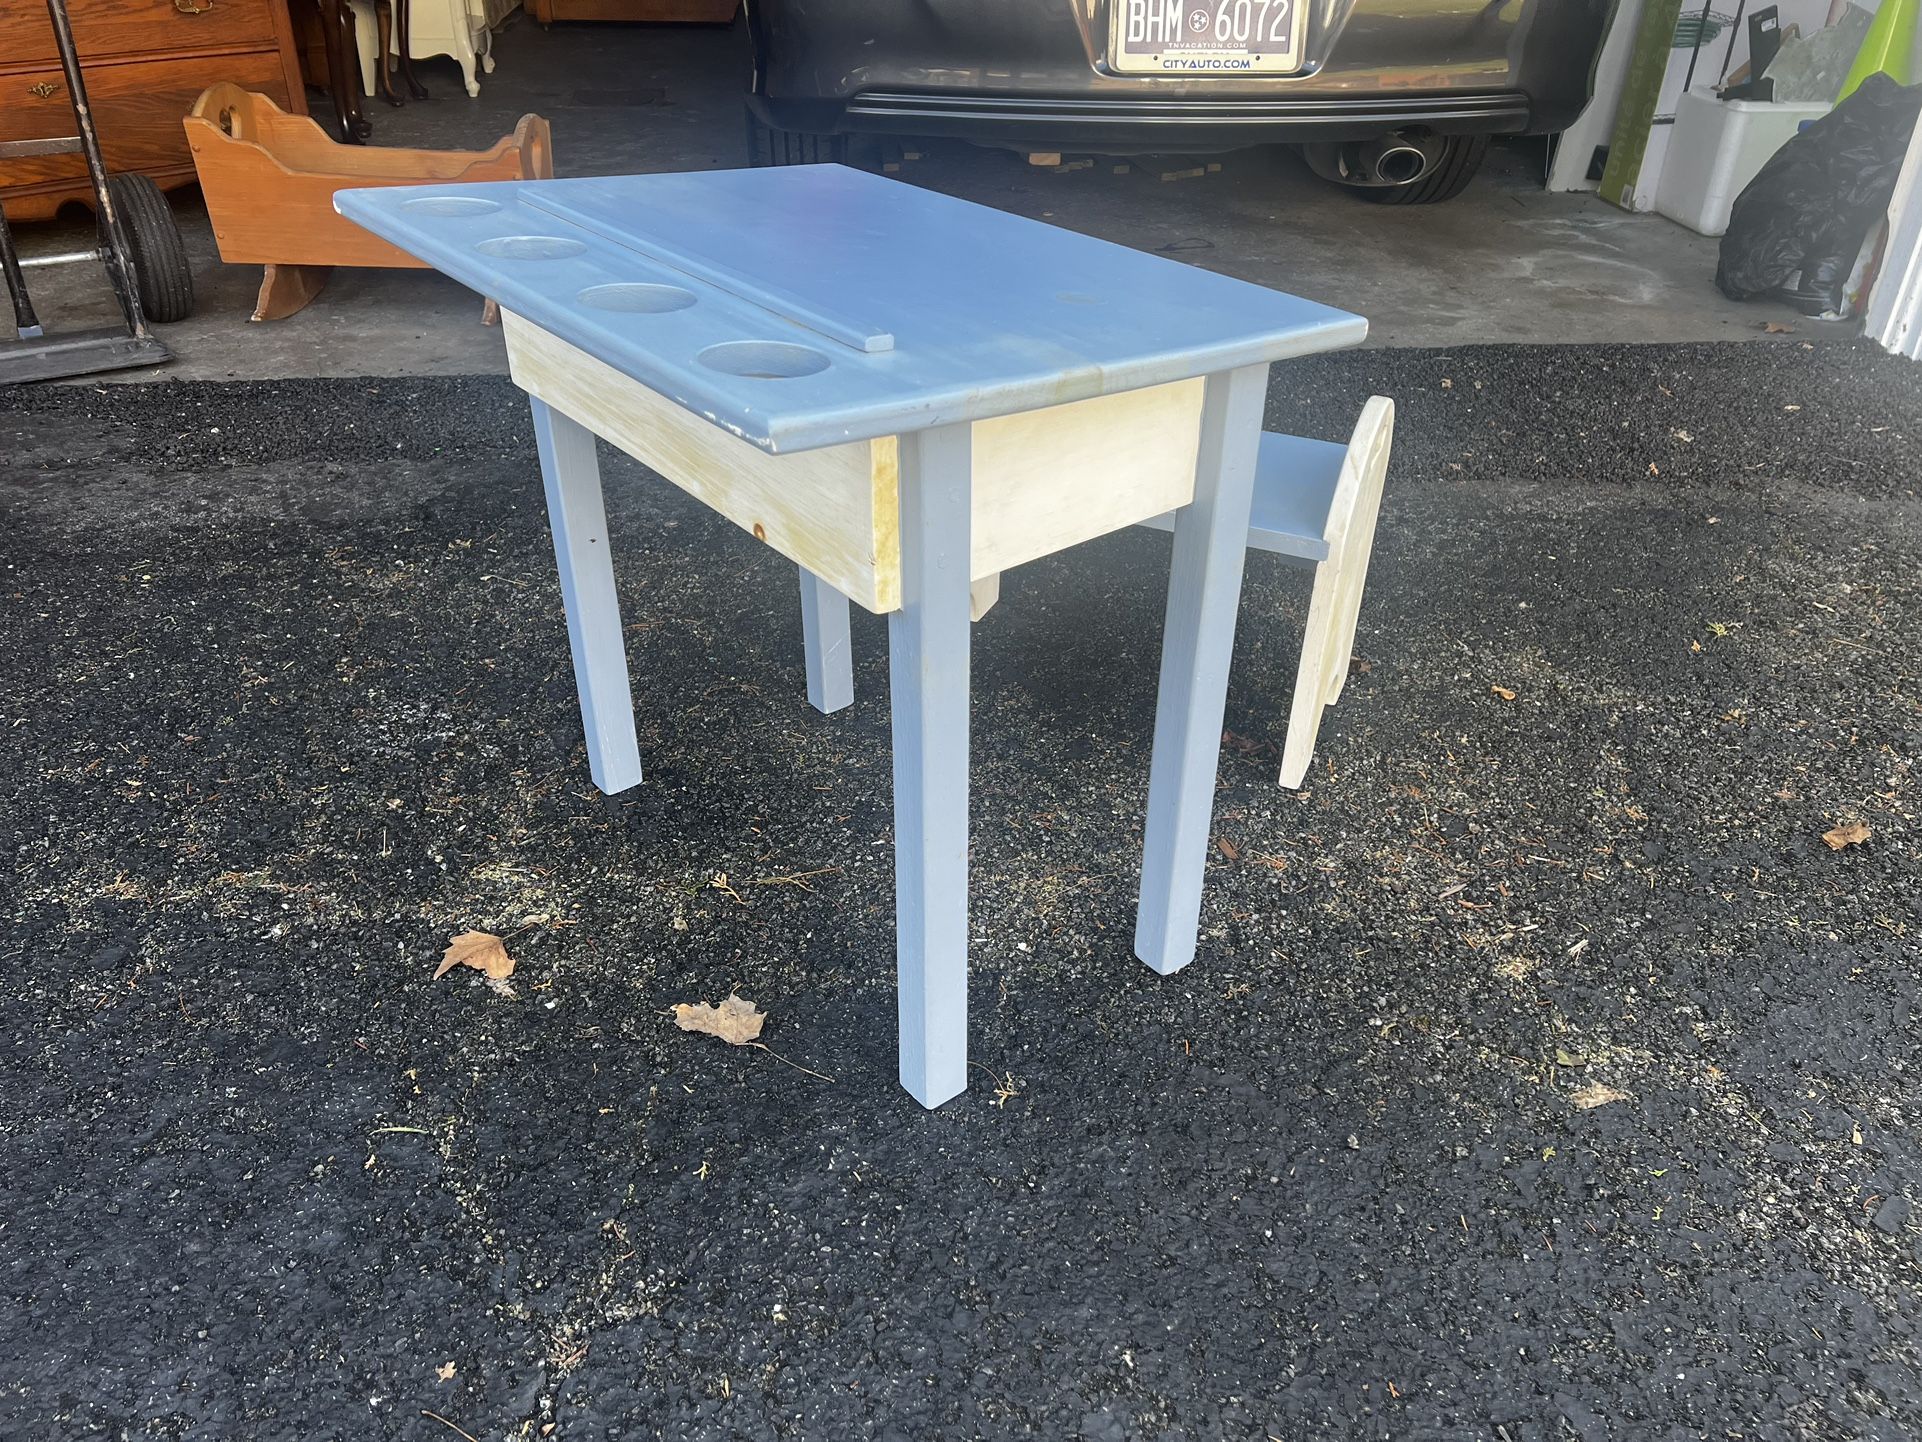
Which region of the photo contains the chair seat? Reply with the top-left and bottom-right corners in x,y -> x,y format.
1139,430 -> 1343,562
792,392 -> 1395,793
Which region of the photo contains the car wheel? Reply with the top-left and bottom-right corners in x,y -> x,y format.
745,109 -> 847,167
1350,135 -> 1489,205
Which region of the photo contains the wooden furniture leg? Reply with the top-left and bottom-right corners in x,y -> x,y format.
374,0 -> 402,106
529,398 -> 642,794
398,0 -> 428,100
1134,363 -> 1267,976
251,263 -> 333,321
798,566 -> 854,715
314,0 -> 371,141
343,9 -> 374,137
887,422 -> 974,1108
312,0 -> 352,141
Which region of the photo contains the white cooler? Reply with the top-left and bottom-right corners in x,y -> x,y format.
1655,87 -> 1832,236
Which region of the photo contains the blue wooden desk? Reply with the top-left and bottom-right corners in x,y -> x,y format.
338,165 -> 1366,1107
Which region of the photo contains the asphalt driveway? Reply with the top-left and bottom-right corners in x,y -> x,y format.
2,338 -> 1919,1441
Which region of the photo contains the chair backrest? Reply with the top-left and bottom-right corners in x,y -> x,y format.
1318,395 -> 1394,708
1323,395 -> 1394,560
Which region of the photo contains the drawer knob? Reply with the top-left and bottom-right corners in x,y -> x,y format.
29,81 -> 60,98
174,0 -> 214,12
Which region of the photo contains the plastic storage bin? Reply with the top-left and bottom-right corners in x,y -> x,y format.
1655,87 -> 1832,236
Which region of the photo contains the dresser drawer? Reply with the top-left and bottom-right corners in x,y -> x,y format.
1,0 -> 280,71
0,49 -> 291,193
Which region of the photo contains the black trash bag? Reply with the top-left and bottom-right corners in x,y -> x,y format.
1716,71 -> 1922,314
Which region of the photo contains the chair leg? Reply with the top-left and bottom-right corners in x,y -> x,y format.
888,423 -> 975,1108
530,398 -> 642,794
397,0 -> 429,99
798,565 -> 854,714
326,0 -> 373,139
374,1 -> 402,106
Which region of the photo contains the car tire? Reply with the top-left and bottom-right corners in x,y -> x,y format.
1351,134 -> 1489,205
745,109 -> 847,167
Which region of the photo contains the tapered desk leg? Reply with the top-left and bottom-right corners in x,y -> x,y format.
888,423 -> 973,1107
798,566 -> 855,714
1135,364 -> 1268,975
529,397 -> 642,795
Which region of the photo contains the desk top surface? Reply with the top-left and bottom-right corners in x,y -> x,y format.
337,165 -> 1367,453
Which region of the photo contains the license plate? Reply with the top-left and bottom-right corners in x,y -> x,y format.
1111,0 -> 1306,74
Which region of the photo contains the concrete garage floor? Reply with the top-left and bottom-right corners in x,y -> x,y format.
14,16 -> 1810,382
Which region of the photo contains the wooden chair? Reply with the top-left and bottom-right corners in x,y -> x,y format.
795,396 -> 1394,790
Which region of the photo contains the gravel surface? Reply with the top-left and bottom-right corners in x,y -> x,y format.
2,340 -> 1919,1442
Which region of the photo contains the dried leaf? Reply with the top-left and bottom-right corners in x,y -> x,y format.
1822,821 -> 1872,851
1570,1081 -> 1630,1110
436,1362 -> 457,1381
1762,321 -> 1796,334
1222,729 -> 1273,757
1554,1046 -> 1588,1068
1216,836 -> 1240,861
672,994 -> 766,1046
1490,684 -> 1517,701
435,930 -> 514,981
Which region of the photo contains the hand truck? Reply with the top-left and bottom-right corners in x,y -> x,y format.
1,0 -> 196,384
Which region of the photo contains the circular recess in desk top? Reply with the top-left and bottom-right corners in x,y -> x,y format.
696,340 -> 832,380
476,235 -> 588,261
403,196 -> 502,217
577,282 -> 699,314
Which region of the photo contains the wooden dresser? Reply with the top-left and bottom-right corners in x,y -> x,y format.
1,0 -> 307,223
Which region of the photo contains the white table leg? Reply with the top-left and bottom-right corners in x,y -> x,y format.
1135,363 -> 1268,975
798,565 -> 854,714
529,397 -> 642,795
888,422 -> 973,1107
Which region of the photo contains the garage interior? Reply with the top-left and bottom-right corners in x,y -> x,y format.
14,17 -> 1814,379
